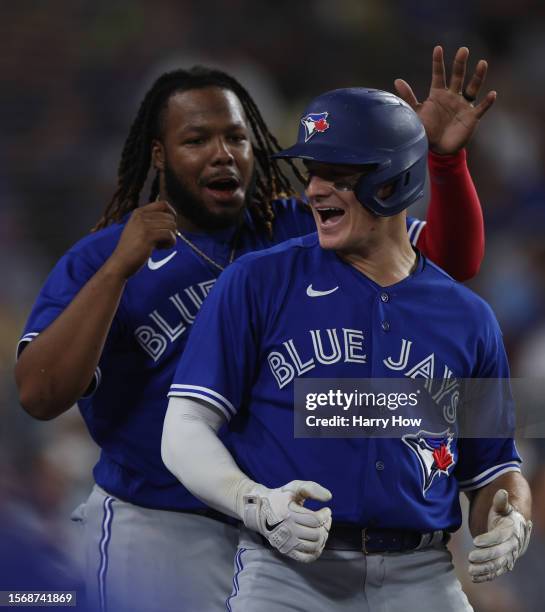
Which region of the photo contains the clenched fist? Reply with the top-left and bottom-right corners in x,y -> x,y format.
243,480 -> 333,563
107,201 -> 177,279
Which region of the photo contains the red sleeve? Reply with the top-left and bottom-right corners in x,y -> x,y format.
416,149 -> 484,282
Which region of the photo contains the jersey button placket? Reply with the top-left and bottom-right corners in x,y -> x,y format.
379,292 -> 390,332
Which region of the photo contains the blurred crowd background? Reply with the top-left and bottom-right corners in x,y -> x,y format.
1,1 -> 544,610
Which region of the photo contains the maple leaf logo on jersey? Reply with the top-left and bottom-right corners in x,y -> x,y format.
301,112 -> 330,142
402,429 -> 455,495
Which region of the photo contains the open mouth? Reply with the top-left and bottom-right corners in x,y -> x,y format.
203,176 -> 242,202
206,177 -> 240,191
315,207 -> 346,225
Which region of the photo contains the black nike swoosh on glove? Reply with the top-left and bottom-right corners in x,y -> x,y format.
265,518 -> 285,531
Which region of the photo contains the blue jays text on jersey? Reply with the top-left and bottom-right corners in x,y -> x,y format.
17,205 -> 425,512
169,233 -> 521,531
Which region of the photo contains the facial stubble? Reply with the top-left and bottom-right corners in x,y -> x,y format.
163,160 -> 257,231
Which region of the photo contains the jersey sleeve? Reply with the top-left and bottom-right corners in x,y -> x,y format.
415,149 -> 484,281
406,216 -> 426,246
454,308 -> 521,491
17,247 -> 120,397
168,261 -> 259,421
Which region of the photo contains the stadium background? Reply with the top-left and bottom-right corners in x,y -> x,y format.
1,1 -> 544,609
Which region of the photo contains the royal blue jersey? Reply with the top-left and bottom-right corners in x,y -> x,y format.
18,202 -> 425,512
169,233 -> 521,531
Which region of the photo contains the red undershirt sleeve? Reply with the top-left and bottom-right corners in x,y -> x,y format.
416,149 -> 484,282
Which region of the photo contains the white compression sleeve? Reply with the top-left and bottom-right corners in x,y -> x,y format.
161,396 -> 257,519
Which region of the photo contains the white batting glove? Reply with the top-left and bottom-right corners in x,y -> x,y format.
243,480 -> 332,563
468,489 -> 532,583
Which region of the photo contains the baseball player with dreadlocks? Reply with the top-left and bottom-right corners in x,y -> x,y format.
17,47 -> 492,611
163,87 -> 532,612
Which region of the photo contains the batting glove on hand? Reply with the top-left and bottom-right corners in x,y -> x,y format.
243,480 -> 332,563
468,489 -> 532,583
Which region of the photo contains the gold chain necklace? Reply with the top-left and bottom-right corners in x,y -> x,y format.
176,229 -> 238,272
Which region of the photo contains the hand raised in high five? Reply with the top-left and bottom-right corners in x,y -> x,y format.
395,46 -> 496,155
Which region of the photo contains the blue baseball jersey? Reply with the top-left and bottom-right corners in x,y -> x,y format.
169,233 -> 521,531
18,203 -> 424,512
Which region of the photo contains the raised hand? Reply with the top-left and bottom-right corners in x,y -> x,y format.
394,46 -> 496,154
107,200 -> 178,279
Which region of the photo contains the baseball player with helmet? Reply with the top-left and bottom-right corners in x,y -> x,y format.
17,48 -> 493,611
162,86 -> 532,610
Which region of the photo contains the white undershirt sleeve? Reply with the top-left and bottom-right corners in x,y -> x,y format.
161,396 -> 257,519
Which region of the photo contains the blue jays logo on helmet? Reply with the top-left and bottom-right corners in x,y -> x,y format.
402,429 -> 455,495
301,112 -> 330,142
273,88 -> 428,217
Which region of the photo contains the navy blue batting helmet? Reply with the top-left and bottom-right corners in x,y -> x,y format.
274,88 -> 428,217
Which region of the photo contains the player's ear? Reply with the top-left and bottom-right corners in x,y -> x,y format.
152,139 -> 165,171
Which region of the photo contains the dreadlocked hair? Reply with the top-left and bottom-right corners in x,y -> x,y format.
93,66 -> 307,236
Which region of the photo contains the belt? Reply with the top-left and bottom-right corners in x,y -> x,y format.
325,525 -> 450,554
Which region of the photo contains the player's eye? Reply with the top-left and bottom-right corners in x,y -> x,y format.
302,170 -> 357,191
332,177 -> 358,192
184,137 -> 205,145
228,134 -> 247,143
